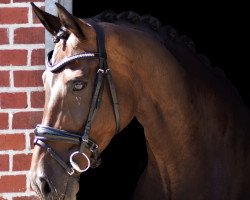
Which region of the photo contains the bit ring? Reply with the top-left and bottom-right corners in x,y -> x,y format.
69,151 -> 90,173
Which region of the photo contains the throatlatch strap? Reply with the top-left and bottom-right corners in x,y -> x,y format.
106,69 -> 120,133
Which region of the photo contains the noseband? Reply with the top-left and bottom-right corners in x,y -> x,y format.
34,20 -> 120,175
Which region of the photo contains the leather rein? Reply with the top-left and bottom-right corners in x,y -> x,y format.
34,20 -> 120,175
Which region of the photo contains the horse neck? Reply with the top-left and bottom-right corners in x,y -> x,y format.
108,24 -> 250,198
119,29 -> 250,197
130,37 -> 192,156
123,34 -> 203,196
117,27 -> 247,153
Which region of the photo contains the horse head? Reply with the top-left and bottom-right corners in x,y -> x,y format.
30,2 -> 250,200
29,3 -> 137,200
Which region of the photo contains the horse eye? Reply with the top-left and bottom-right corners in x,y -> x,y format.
72,81 -> 87,91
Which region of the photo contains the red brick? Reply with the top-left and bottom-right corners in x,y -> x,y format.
0,175 -> 26,193
31,91 -> 45,108
13,153 -> 32,171
12,111 -> 42,129
0,93 -> 27,109
0,71 -> 10,87
0,113 -> 8,129
31,49 -> 45,65
0,134 -> 25,150
0,197 -> 8,200
29,132 -> 35,149
14,27 -> 45,44
0,28 -> 8,44
0,50 -> 27,66
0,8 -> 28,24
14,70 -> 43,87
0,154 -> 9,171
13,197 -> 39,200
0,0 -> 11,3
32,6 -> 45,24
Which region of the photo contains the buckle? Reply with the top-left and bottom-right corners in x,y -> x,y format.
97,69 -> 105,74
66,167 -> 75,176
82,139 -> 98,152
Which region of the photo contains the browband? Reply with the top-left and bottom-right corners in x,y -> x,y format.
46,50 -> 99,72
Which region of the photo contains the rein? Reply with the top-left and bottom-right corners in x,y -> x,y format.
34,20 -> 120,175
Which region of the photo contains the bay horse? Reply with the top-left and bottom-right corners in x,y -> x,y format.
29,2 -> 250,200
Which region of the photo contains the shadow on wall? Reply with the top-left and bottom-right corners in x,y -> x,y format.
77,118 -> 147,200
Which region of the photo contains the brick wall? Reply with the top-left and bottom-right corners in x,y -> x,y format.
0,1 -> 45,199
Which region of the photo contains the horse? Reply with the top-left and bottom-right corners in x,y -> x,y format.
29,2 -> 250,200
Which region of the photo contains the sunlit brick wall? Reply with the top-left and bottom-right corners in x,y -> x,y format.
0,1 -> 45,199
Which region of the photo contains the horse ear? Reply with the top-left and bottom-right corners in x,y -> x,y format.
55,3 -> 90,40
31,2 -> 61,35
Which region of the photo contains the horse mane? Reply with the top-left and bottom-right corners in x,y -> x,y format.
91,10 -> 213,68
89,10 -> 247,104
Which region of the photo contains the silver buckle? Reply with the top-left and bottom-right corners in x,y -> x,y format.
66,167 -> 75,176
82,138 -> 98,152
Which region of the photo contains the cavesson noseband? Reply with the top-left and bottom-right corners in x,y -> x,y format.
34,20 -> 120,175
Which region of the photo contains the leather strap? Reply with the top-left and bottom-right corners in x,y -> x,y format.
87,19 -> 107,64
106,69 -> 120,133
79,69 -> 105,152
34,138 -> 75,175
35,124 -> 81,143
78,19 -> 120,153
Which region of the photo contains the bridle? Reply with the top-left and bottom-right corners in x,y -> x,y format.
34,20 -> 120,175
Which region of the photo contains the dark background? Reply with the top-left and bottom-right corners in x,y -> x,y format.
73,1 -> 248,199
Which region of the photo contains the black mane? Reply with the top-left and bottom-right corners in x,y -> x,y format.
91,10 -> 211,67
88,10 -> 245,101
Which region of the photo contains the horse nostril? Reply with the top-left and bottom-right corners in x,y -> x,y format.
44,180 -> 51,194
39,177 -> 52,196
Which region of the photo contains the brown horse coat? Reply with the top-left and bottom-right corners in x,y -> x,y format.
30,3 -> 250,200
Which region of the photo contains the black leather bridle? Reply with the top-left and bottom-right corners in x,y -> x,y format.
34,20 -> 120,175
